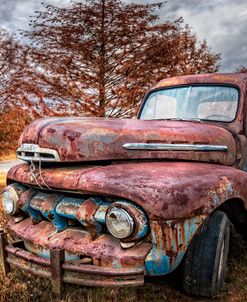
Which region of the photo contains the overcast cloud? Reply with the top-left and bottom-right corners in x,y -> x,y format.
0,0 -> 246,71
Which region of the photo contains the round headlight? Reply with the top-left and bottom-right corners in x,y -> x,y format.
2,185 -> 19,215
106,207 -> 134,239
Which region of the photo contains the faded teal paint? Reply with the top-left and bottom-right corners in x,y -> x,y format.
56,198 -> 85,219
55,196 -> 109,235
21,202 -> 43,223
213,194 -> 220,206
145,248 -> 170,275
94,203 -> 110,224
29,194 -> 67,232
34,204 -> 67,232
24,242 -> 80,261
145,215 -> 206,276
19,190 -> 149,245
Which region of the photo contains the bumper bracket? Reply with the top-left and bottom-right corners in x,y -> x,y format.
0,229 -> 145,295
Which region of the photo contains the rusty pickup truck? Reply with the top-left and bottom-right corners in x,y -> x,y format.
1,73 -> 247,297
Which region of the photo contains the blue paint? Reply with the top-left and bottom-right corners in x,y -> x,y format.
227,183 -> 233,194
21,202 -> 43,223
145,248 -> 170,275
24,241 -> 80,261
21,192 -> 149,242
29,193 -> 68,232
41,208 -> 67,232
56,197 -> 110,235
94,204 -> 110,224
56,198 -> 85,219
111,200 -> 149,239
213,194 -> 220,206
145,216 -> 205,276
112,259 -> 122,269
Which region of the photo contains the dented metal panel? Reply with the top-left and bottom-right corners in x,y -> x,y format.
145,215 -> 207,275
7,162 -> 247,220
1,236 -> 145,289
29,192 -> 67,231
3,73 -> 247,294
6,218 -> 152,269
18,119 -> 237,165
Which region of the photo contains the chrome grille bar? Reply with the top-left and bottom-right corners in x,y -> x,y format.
17,144 -> 60,162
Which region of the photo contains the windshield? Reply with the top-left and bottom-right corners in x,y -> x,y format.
140,85 -> 239,122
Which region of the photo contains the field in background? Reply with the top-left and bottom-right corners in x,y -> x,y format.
0,153 -> 16,162
0,153 -> 16,187
1,164 -> 247,301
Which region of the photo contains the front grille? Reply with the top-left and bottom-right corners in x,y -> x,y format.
17,144 -> 60,162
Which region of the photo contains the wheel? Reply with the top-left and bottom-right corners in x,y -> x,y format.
182,211 -> 230,297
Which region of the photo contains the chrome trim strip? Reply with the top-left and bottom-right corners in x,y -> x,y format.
17,144 -> 60,162
123,143 -> 228,152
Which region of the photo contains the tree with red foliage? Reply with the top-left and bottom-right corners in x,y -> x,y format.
0,28 -> 64,118
24,0 -> 221,118
0,29 -> 26,108
0,106 -> 31,154
236,66 -> 247,73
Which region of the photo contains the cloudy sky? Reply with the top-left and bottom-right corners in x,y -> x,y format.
0,0 -> 246,71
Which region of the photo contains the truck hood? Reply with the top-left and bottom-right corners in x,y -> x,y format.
18,117 -> 237,165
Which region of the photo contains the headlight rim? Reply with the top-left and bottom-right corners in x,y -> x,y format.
2,185 -> 20,215
106,205 -> 135,239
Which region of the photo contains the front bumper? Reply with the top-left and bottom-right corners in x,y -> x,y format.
0,217 -> 151,294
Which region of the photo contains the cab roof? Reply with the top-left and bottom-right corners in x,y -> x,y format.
156,73 -> 247,89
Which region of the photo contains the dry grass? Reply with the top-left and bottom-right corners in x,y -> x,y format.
0,184 -> 247,301
0,175 -> 6,187
0,153 -> 16,162
0,152 -> 15,186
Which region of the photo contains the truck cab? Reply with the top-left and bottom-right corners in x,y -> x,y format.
1,73 -> 247,297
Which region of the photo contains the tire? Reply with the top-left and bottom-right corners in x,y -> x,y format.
182,210 -> 230,297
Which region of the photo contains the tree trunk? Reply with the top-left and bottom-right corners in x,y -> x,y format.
98,0 -> 106,117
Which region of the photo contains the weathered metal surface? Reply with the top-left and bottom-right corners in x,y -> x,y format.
156,73 -> 247,88
29,192 -> 67,231
76,198 -> 102,239
18,119 -> 237,165
7,218 -> 152,269
4,243 -> 145,287
50,249 -> 64,295
19,189 -> 44,224
56,198 -> 85,219
3,72 -> 247,290
94,203 -> 111,224
7,162 -> 247,220
0,230 -> 10,275
23,241 -> 81,261
18,191 -> 111,236
145,215 -> 207,275
107,201 -> 149,242
16,73 -> 247,165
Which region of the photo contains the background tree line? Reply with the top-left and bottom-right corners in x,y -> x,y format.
0,0 -> 245,154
